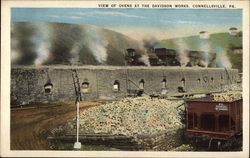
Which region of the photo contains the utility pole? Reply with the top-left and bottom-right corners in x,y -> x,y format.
74,99 -> 81,149
72,69 -> 82,149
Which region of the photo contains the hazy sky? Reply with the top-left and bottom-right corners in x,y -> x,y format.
12,8 -> 242,40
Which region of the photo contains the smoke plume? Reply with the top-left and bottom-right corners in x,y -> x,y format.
139,36 -> 161,66
11,22 -> 233,68
84,27 -> 108,64
142,37 -> 159,50
199,39 -> 211,67
33,23 -> 51,65
139,54 -> 150,66
219,51 -> 232,68
198,38 -> 232,68
214,47 -> 232,68
48,23 -> 83,64
175,39 -> 190,67
11,22 -> 141,66
11,23 -> 38,65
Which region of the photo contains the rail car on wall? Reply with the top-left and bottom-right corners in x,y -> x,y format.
125,48 -> 206,67
186,50 -> 206,67
151,48 -> 181,66
184,96 -> 243,150
125,48 -> 145,66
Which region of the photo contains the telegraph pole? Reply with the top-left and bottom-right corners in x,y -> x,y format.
74,98 -> 81,149
72,69 -> 82,149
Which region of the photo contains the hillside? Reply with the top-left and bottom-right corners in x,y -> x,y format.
11,22 -> 243,72
156,32 -> 242,72
11,22 -> 144,66
156,32 -> 242,50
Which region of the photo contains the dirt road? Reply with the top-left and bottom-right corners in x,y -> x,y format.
11,102 -> 103,150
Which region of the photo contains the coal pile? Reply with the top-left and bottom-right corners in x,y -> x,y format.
61,96 -> 185,136
213,83 -> 242,102
213,91 -> 242,102
222,83 -> 242,91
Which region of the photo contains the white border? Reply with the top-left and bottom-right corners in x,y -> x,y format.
1,1 -> 249,157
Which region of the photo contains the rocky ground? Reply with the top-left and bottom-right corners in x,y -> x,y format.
11,83 -> 242,151
53,83 -> 243,137
54,96 -> 186,137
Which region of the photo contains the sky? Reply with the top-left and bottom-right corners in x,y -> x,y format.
11,8 -> 242,40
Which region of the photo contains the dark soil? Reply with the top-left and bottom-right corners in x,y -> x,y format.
11,102 -> 103,150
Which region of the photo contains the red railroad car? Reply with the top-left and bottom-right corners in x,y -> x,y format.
185,96 -> 242,149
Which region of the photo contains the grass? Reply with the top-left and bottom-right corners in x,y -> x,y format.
157,32 -> 242,51
156,32 -> 242,72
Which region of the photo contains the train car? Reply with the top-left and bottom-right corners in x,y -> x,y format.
186,50 -> 206,67
154,48 -> 181,66
125,47 -> 209,67
125,48 -> 145,66
148,53 -> 159,66
185,96 -> 242,150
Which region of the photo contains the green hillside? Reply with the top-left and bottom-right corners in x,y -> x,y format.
156,32 -> 242,72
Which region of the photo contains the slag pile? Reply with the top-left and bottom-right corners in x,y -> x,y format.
63,96 -> 185,136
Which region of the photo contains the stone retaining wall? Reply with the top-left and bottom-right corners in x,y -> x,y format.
11,65 -> 239,106
48,127 -> 184,151
135,127 -> 184,151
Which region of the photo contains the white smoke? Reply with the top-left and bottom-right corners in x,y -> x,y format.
178,50 -> 190,67
199,39 -> 212,67
216,49 -> 232,68
34,47 -> 50,65
69,43 -> 81,64
33,23 -> 51,65
139,53 -> 150,66
85,27 -> 108,64
139,36 -> 158,66
200,60 -> 209,67
11,23 -> 24,64
11,33 -> 21,63
175,39 -> 190,67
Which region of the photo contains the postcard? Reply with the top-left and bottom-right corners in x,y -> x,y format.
1,0 -> 249,157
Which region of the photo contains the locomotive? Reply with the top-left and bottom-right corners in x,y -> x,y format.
125,48 -> 206,67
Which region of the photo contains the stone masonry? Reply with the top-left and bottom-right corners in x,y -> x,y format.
11,65 -> 239,106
